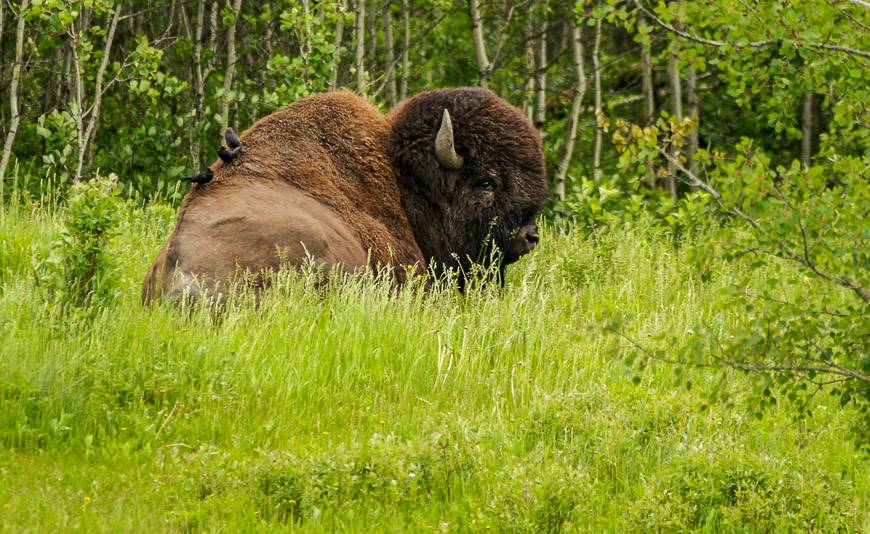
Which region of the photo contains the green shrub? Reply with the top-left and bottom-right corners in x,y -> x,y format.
626,452 -> 861,532
35,174 -> 123,311
610,111 -> 870,449
549,175 -> 718,242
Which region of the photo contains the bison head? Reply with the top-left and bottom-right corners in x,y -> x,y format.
388,88 -> 549,285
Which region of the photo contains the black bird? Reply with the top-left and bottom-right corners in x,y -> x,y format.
182,168 -> 213,184
225,127 -> 242,150
218,145 -> 236,163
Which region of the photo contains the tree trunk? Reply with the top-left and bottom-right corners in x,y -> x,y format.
383,1 -> 397,107
0,1 -> 5,71
522,15 -> 535,121
189,0 -> 218,167
468,0 -> 491,88
62,43 -> 73,107
0,0 -> 30,200
220,0 -> 243,134
368,0 -> 377,66
553,18 -> 587,201
166,0 -> 179,41
639,12 -> 654,125
300,0 -> 313,77
801,92 -> 815,167
189,0 -> 207,167
533,6 -> 547,138
82,5 -> 122,172
400,0 -> 410,100
592,17 -> 603,182
355,0 -> 366,93
263,3 -> 274,58
70,4 -> 122,182
686,64 -> 699,178
70,13 -> 87,182
330,0 -> 347,91
0,12 -> 10,159
47,45 -> 63,113
639,11 -> 656,186
666,30 -> 682,198
207,0 -> 219,69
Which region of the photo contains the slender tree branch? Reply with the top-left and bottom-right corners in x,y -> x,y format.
382,0 -> 397,106
633,0 -> 870,60
739,289 -> 848,318
399,0 -> 409,99
330,0 -> 347,91
553,14 -> 586,200
81,4 -> 123,171
368,7 -> 454,97
0,0 -> 30,192
467,0 -> 491,88
831,1 -> 870,32
655,146 -> 870,302
220,0 -> 243,132
489,1 -> 532,73
355,0 -> 366,92
604,326 -> 869,383
592,16 -> 602,182
633,0 -> 776,47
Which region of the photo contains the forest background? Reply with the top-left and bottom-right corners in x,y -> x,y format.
0,0 -> 864,203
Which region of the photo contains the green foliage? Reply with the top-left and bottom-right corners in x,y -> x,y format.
258,1 -> 345,104
2,0 -> 866,204
627,451 -> 860,530
110,36 -> 191,198
35,111 -> 78,182
550,174 -> 717,241
606,0 -> 870,437
34,174 -> 123,311
611,109 -> 869,449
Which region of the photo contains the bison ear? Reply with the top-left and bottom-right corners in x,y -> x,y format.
434,109 -> 464,170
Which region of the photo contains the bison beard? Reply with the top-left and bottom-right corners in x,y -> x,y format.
142,88 -> 549,303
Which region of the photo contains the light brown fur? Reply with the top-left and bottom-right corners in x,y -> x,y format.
142,92 -> 423,303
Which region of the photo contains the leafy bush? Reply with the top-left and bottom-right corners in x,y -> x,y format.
35,174 -> 123,311
35,111 -> 79,183
626,452 -> 862,531
609,113 -> 870,448
549,174 -> 718,242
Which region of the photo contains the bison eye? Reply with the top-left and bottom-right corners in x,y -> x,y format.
476,179 -> 495,191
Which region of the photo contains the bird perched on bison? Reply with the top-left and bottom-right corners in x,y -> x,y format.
142,88 -> 549,303
224,127 -> 242,150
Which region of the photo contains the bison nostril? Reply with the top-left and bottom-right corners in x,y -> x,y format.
526,232 -> 540,245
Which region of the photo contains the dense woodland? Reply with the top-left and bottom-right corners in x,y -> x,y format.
0,0 -> 865,201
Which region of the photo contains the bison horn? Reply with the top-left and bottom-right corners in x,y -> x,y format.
434,109 -> 464,170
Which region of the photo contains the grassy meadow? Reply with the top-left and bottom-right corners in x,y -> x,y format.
0,197 -> 867,532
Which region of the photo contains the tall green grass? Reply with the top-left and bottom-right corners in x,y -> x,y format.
0,200 -> 866,532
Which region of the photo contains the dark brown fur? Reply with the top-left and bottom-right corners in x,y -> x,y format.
388,87 -> 549,277
143,89 -> 548,302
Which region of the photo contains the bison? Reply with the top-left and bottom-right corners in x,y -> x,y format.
142,88 -> 549,303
